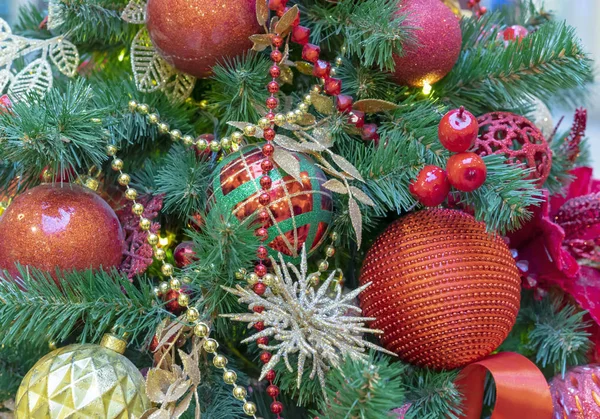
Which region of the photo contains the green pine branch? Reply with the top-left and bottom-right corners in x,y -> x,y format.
337,58 -> 402,100
0,267 -> 168,348
437,21 -> 593,115
403,367 -> 463,419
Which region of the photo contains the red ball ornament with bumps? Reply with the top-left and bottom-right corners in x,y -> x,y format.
438,107 -> 478,152
391,0 -> 462,87
475,111 -> 552,187
0,184 -> 124,280
146,0 -> 261,78
409,165 -> 450,206
446,152 -> 487,192
359,208 -> 521,370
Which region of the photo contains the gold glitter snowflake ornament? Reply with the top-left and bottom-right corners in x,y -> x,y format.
222,246 -> 395,397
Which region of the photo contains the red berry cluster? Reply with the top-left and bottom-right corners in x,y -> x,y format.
467,0 -> 487,17
410,107 -> 487,206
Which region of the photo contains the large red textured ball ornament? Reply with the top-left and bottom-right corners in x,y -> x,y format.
475,111 -> 552,187
550,364 -> 600,418
0,184 -> 124,279
359,209 -> 521,370
391,0 -> 462,87
146,0 -> 261,78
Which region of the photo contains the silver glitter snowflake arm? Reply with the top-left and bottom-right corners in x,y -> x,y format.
221,245 -> 396,399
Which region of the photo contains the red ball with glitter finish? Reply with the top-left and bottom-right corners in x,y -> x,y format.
438,107 -> 479,152
174,241 -> 197,268
446,152 -> 487,192
409,165 -> 450,207
0,184 -> 124,280
358,209 -> 521,370
146,0 -> 261,78
165,289 -> 185,315
550,364 -> 600,418
475,111 -> 552,187
391,0 -> 462,87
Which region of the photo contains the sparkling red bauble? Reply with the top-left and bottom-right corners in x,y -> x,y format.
391,0 -> 462,87
173,241 -> 197,268
438,107 -> 478,152
164,289 -> 185,315
209,144 -> 333,260
446,152 -> 487,192
0,184 -> 124,279
359,209 -> 521,370
146,0 -> 261,78
475,112 -> 552,187
409,165 -> 450,207
550,364 -> 600,418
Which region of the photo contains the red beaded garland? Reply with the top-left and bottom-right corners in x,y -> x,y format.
265,370 -> 276,381
261,159 -> 274,172
324,77 -> 342,96
258,210 -> 270,222
263,128 -> 276,141
266,385 -> 280,398
253,282 -> 267,295
255,263 -> 267,277
260,351 -> 273,363
335,94 -> 353,113
348,110 -> 365,128
270,401 -> 284,414
272,35 -> 284,48
260,176 -> 273,190
267,81 -> 280,93
256,227 -> 269,238
361,123 -> 379,143
266,97 -> 279,110
313,60 -> 331,78
270,50 -> 283,63
269,65 -> 281,78
268,0 -> 286,11
358,209 -> 521,370
262,143 -> 275,156
257,245 -> 269,259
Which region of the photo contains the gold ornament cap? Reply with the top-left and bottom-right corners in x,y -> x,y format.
100,333 -> 128,354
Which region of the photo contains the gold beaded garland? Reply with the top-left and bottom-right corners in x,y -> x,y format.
159,281 -> 169,294
194,322 -> 210,337
177,293 -> 189,307
118,173 -> 131,186
154,248 -> 166,260
137,103 -> 149,114
148,113 -> 159,124
203,338 -> 218,353
161,263 -> 174,276
128,100 -> 138,112
186,307 -> 200,322
147,233 -> 159,245
213,354 -> 228,368
243,125 -> 257,136
158,122 -> 170,134
257,117 -> 270,129
139,218 -> 152,231
124,188 -> 138,200
243,401 -> 257,416
106,144 -> 118,156
233,386 -> 247,400
170,129 -> 182,141
223,370 -> 237,384
111,159 -> 124,171
182,135 -> 195,146
209,140 -> 221,152
169,278 -> 181,290
132,203 -> 144,215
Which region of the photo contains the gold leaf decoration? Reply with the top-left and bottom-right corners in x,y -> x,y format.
322,179 -> 348,194
273,146 -> 301,181
178,350 -> 201,386
256,0 -> 269,26
310,92 -> 335,115
275,5 -> 299,36
269,16 -> 279,33
296,61 -> 314,75
279,65 -> 294,84
313,127 -> 334,147
353,99 -> 399,114
146,369 -> 178,403
331,153 -> 365,182
274,134 -> 306,152
250,34 -> 272,52
296,113 -> 316,125
349,196 -> 362,247
349,186 -> 375,206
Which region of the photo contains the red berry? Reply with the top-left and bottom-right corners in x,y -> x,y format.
446,152 -> 487,192
257,336 -> 269,345
268,0 -> 287,12
271,401 -> 284,414
254,282 -> 267,295
260,351 -> 272,363
438,106 -> 478,152
265,369 -> 276,381
267,384 -> 280,398
267,81 -> 280,93
335,94 -> 353,113
348,110 -> 365,128
324,77 -> 342,96
313,60 -> 331,78
149,335 -> 159,352
255,263 -> 267,277
270,65 -> 281,78
254,321 -> 265,331
270,50 -> 283,63
253,305 -> 265,313
361,123 -> 379,143
264,127 -> 276,141
302,44 -> 320,63
409,165 -> 450,207
292,26 -> 310,45
504,25 -> 528,41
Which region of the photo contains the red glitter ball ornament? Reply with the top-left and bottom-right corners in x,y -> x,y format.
0,184 -> 124,280
146,0 -> 260,78
391,0 -> 462,87
173,241 -> 197,268
475,111 -> 552,187
359,209 -> 521,370
550,364 -> 600,418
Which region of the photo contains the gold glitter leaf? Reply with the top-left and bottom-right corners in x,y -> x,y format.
349,186 -> 375,206
270,16 -> 279,34
156,320 -> 185,349
8,58 -> 52,100
349,196 -> 363,247
49,39 -> 79,77
274,134 -> 306,152
331,154 -> 365,182
312,127 -> 334,148
164,380 -> 192,403
148,409 -> 170,419
131,28 -> 171,93
273,146 -> 301,181
256,0 -> 269,27
275,5 -> 298,36
121,0 -> 147,24
178,350 -> 201,386
162,72 -> 196,104
323,179 -> 348,194
296,113 -> 316,125
296,61 -> 314,75
353,99 -> 399,114
146,369 -> 178,403
173,391 -> 194,419
310,92 -> 335,115
250,34 -> 272,52
279,65 -> 294,84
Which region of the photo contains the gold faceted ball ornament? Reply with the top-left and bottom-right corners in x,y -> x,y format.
15,334 -> 150,418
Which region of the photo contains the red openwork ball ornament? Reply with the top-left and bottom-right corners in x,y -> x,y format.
438,107 -> 478,152
550,364 -> 600,418
359,209 -> 521,370
446,152 -> 487,192
0,184 -> 124,280
409,165 -> 450,207
391,0 -> 462,87
146,0 -> 260,78
266,384 -> 280,398
475,111 -> 552,187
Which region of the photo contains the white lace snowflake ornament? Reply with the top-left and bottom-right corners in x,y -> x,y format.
0,17 -> 79,101
222,246 -> 395,398
121,0 -> 195,103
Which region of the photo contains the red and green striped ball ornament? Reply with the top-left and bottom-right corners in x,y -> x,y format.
209,144 -> 333,260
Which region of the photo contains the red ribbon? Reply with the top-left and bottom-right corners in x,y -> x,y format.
457,352 -> 553,419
